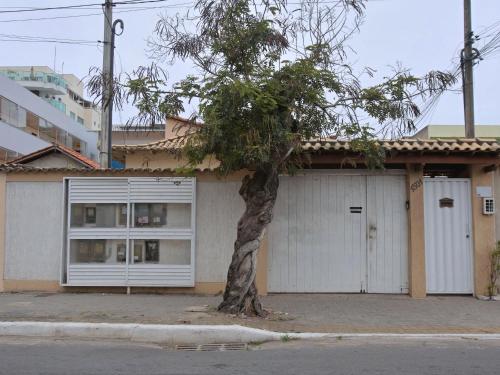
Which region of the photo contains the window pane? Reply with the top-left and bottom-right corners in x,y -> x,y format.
72,137 -> 82,153
70,239 -> 126,264
71,203 -> 127,227
130,239 -> 191,265
132,203 -> 190,228
57,128 -> 67,145
26,111 -> 39,135
0,96 -> 19,126
39,121 -> 57,142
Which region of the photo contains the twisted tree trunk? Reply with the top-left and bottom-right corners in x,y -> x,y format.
218,166 -> 279,316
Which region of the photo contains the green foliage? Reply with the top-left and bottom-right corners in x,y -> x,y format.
488,242 -> 500,298
117,0 -> 456,174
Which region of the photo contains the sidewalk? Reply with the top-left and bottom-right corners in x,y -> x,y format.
1,293 -> 500,333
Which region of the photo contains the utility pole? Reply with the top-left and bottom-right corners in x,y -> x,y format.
462,0 -> 476,139
99,0 -> 123,168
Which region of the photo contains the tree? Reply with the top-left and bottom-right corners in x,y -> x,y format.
93,0 -> 455,316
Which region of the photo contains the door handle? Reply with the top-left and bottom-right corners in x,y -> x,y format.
369,224 -> 377,239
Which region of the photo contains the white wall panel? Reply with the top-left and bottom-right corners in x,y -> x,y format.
69,178 -> 128,203
366,175 -> 408,293
129,177 -> 194,203
268,174 -> 367,292
195,180 -> 243,282
5,182 -> 63,280
424,178 -> 473,294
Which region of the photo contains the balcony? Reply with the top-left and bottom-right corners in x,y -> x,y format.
0,70 -> 67,96
44,97 -> 67,114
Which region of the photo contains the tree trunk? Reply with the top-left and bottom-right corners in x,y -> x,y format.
218,166 -> 279,316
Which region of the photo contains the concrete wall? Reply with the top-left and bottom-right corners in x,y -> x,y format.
195,180 -> 243,282
470,166 -> 497,296
112,130 -> 164,146
406,165 -> 426,298
126,152 -> 220,171
5,182 -> 63,281
1,176 -> 248,293
495,169 -> 500,242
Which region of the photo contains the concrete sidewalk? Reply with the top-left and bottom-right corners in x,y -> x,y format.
1,293 -> 500,333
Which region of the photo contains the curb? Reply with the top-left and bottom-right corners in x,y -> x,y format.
2,322 -> 500,345
0,322 -> 282,345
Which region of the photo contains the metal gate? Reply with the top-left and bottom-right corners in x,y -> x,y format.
424,178 -> 473,294
268,172 -> 408,293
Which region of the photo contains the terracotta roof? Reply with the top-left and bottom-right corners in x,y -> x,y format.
114,138 -> 500,154
113,135 -> 189,152
0,165 -> 214,173
8,144 -> 100,169
302,138 -> 500,152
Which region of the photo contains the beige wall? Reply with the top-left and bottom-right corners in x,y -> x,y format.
112,131 -> 164,146
406,165 -> 426,298
126,152 -> 220,171
470,166 -> 497,296
0,173 -> 6,292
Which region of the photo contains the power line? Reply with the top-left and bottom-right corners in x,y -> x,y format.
0,0 -> 172,14
0,39 -> 99,46
0,3 -> 192,23
0,33 -> 98,43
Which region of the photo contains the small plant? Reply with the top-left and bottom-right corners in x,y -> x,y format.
280,334 -> 291,343
487,242 -> 500,299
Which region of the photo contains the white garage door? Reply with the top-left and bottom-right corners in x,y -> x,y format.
268,172 -> 408,293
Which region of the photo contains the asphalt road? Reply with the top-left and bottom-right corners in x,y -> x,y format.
1,337 -> 500,375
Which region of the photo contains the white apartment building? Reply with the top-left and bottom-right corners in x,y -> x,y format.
0,66 -> 101,131
0,74 -> 98,162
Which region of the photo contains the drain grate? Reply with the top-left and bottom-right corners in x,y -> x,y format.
176,343 -> 248,352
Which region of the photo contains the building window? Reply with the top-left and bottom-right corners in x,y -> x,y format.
0,146 -> 21,163
77,116 -> 84,125
26,111 -> 39,136
132,203 -> 191,228
71,203 -> 127,228
0,96 -> 19,126
70,239 -> 126,264
70,111 -> 76,120
39,121 -> 57,143
129,239 -> 191,265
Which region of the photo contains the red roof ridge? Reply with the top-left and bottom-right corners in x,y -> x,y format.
8,143 -> 100,169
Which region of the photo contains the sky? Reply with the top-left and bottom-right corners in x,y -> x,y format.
0,0 -> 499,133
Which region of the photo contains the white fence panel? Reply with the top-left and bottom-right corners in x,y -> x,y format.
69,178 -> 128,203
129,177 -> 194,203
268,174 -> 367,292
67,265 -> 127,286
366,175 -> 408,293
424,178 -> 473,294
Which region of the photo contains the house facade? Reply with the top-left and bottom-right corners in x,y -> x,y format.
0,138 -> 498,298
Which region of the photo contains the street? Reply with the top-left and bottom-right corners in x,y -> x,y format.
1,337 -> 499,375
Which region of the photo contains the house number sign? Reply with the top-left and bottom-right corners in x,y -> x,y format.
410,178 -> 423,192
